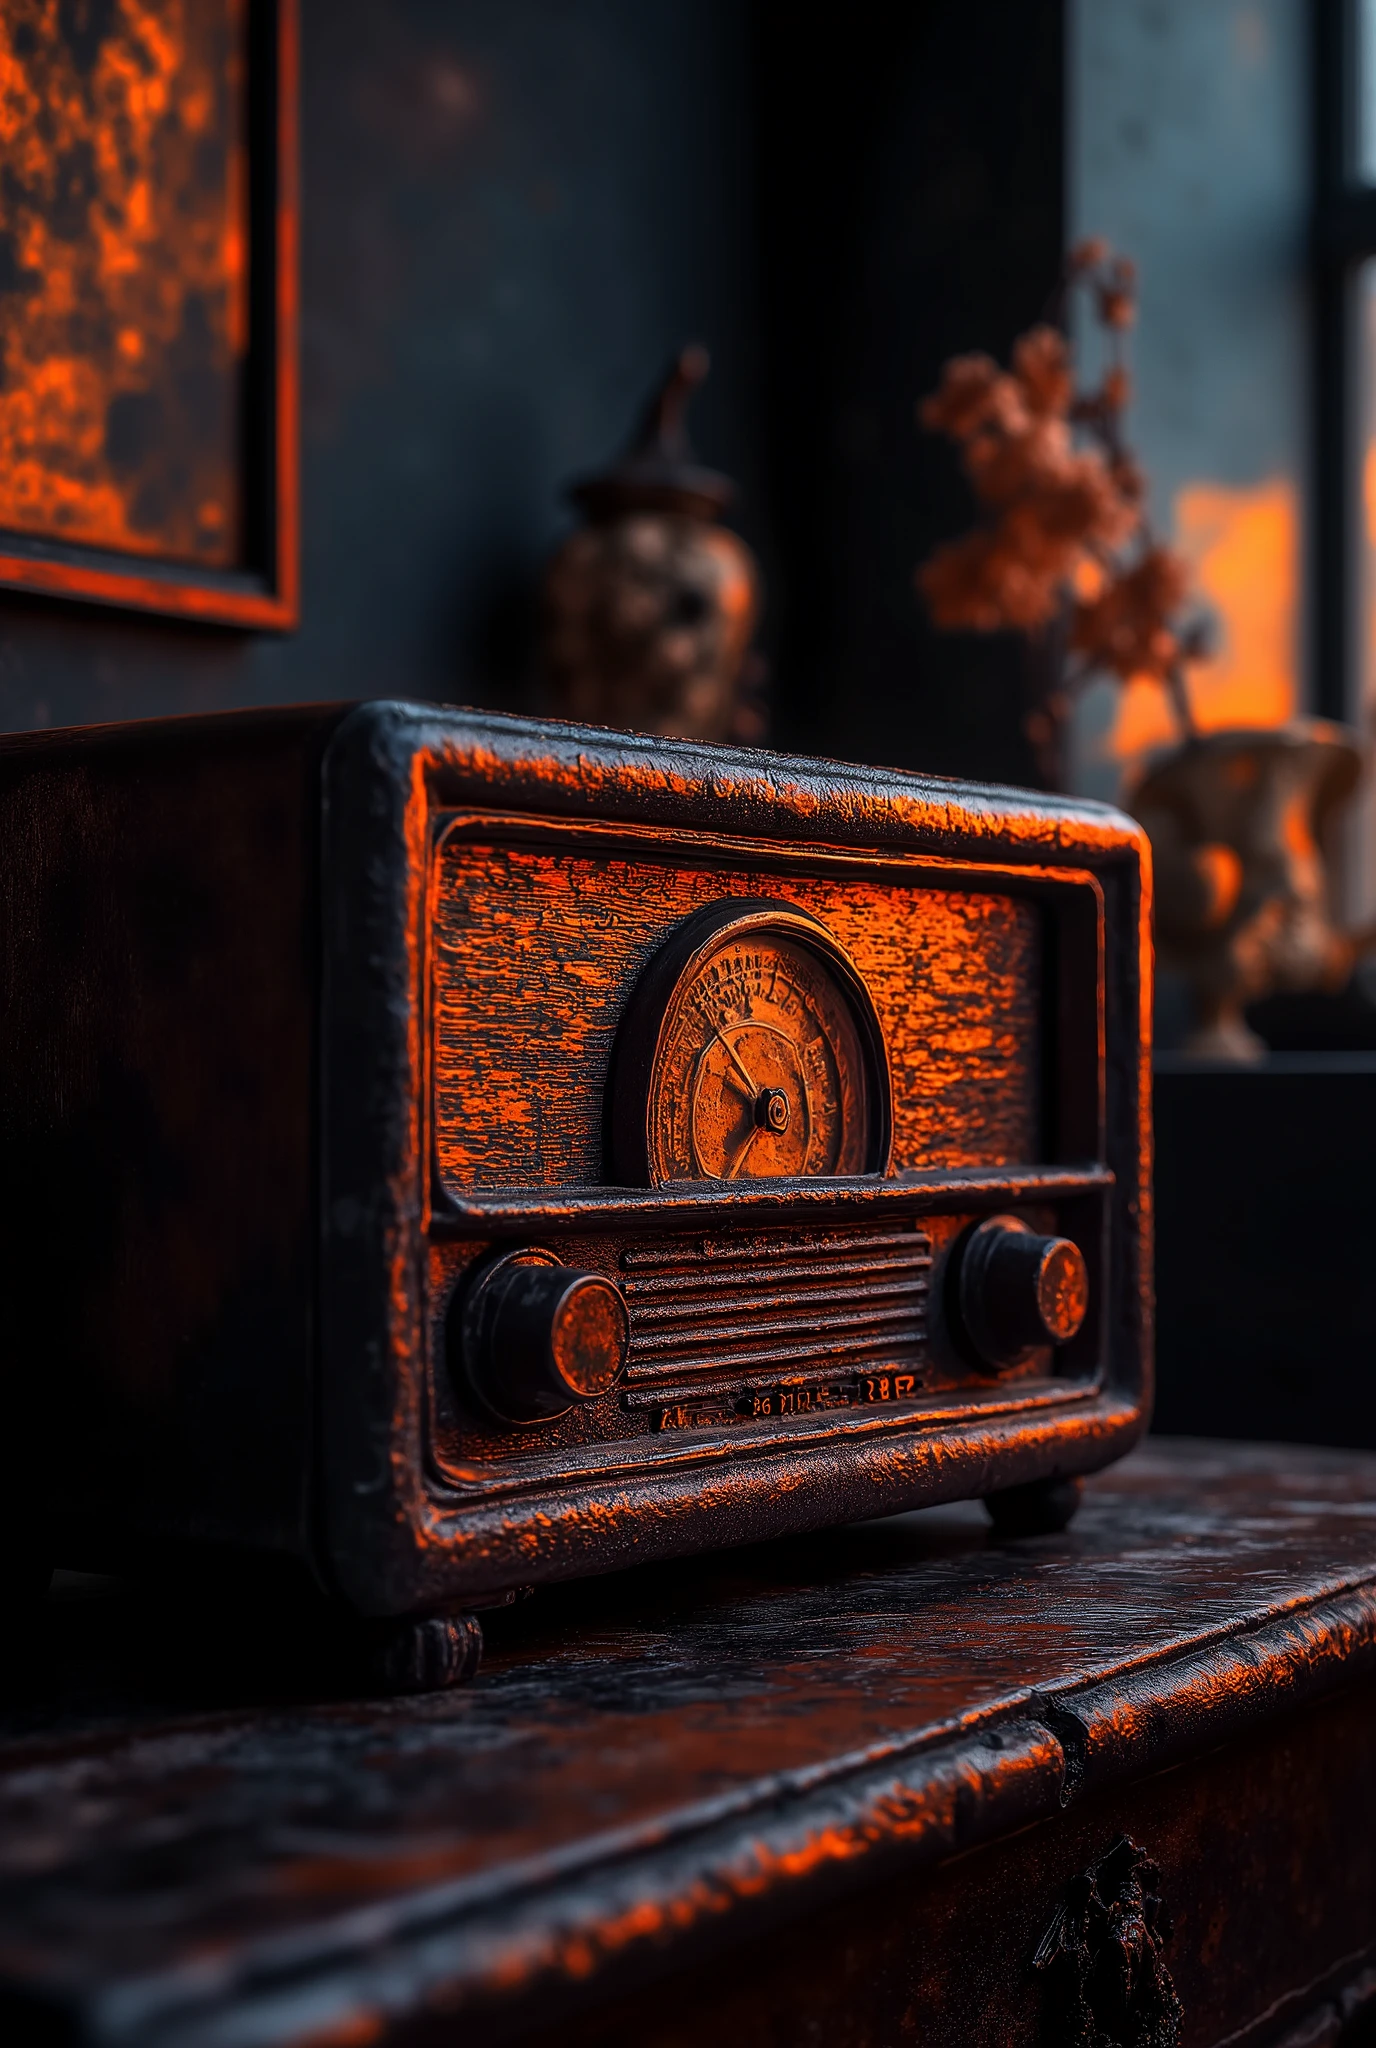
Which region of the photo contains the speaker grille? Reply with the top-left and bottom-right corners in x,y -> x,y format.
620,1223 -> 931,1389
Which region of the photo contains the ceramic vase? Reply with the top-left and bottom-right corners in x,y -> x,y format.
541,348 -> 762,745
1132,720 -> 1363,1062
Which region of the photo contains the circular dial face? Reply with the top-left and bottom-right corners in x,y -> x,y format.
646,928 -> 875,1183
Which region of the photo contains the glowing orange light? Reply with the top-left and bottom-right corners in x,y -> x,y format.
1099,477 -> 1298,778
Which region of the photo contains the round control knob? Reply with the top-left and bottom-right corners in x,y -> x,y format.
459,1251 -> 630,1425
955,1215 -> 1088,1370
755,1086 -> 791,1133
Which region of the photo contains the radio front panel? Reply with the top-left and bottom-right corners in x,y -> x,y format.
421,813 -> 1111,1505
429,821 -> 1066,1191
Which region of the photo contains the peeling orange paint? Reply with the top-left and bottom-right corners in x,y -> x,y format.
0,0 -> 249,564
432,842 -> 1042,1188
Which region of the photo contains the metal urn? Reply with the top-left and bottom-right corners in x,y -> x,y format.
541,346 -> 763,744
1133,720 -> 1364,1062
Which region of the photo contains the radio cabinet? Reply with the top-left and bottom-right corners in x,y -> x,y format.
0,704 -> 1152,1684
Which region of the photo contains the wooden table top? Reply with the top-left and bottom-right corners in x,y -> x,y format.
3,1438 -> 1376,2047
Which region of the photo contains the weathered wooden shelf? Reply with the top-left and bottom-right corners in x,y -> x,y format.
2,1438 -> 1375,2047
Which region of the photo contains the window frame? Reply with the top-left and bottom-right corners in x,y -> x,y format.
1313,0 -> 1376,721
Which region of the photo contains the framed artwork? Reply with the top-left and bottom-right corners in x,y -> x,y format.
0,0 -> 298,628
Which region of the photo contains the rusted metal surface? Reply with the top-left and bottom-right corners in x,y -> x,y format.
1,1441 -> 1375,2045
0,704 -> 1147,1621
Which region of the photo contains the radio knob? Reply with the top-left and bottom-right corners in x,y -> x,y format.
957,1215 -> 1088,1369
459,1252 -> 630,1425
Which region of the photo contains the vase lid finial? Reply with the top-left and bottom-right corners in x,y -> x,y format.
569,345 -> 735,523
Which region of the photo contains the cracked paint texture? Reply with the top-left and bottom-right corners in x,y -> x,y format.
0,0 -> 246,563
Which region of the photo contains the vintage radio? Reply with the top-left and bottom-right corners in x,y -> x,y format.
0,704 -> 1151,1687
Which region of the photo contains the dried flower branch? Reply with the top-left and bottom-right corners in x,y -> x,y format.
917,241 -> 1208,783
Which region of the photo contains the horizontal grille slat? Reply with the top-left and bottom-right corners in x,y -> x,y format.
622,1224 -> 931,1388
632,1331 -> 928,1380
634,1307 -> 928,1358
624,1253 -> 930,1299
621,1229 -> 925,1270
630,1278 -> 928,1330
633,1284 -> 928,1330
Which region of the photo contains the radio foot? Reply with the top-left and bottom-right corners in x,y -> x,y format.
983,1475 -> 1083,1538
366,1612 -> 484,1695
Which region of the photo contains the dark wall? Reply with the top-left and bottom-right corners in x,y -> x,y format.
0,0 -> 761,733
756,0 -> 1063,781
0,0 -> 1062,786
1152,1063 -> 1376,1450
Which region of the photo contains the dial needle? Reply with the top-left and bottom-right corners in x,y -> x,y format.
714,1028 -> 759,1098
725,1124 -> 761,1180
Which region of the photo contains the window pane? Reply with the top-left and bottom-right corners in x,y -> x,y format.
1361,0 -> 1376,181
1352,261 -> 1376,922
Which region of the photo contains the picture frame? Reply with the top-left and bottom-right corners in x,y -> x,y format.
0,0 -> 298,630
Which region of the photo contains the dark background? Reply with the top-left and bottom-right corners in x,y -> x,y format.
0,0 -> 1061,785
0,3 -> 1370,1453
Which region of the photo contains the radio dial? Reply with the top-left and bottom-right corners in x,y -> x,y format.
957,1215 -> 1089,1369
459,1251 -> 630,1424
609,899 -> 892,1186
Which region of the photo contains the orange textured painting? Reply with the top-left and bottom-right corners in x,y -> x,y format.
0,0 -> 248,565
